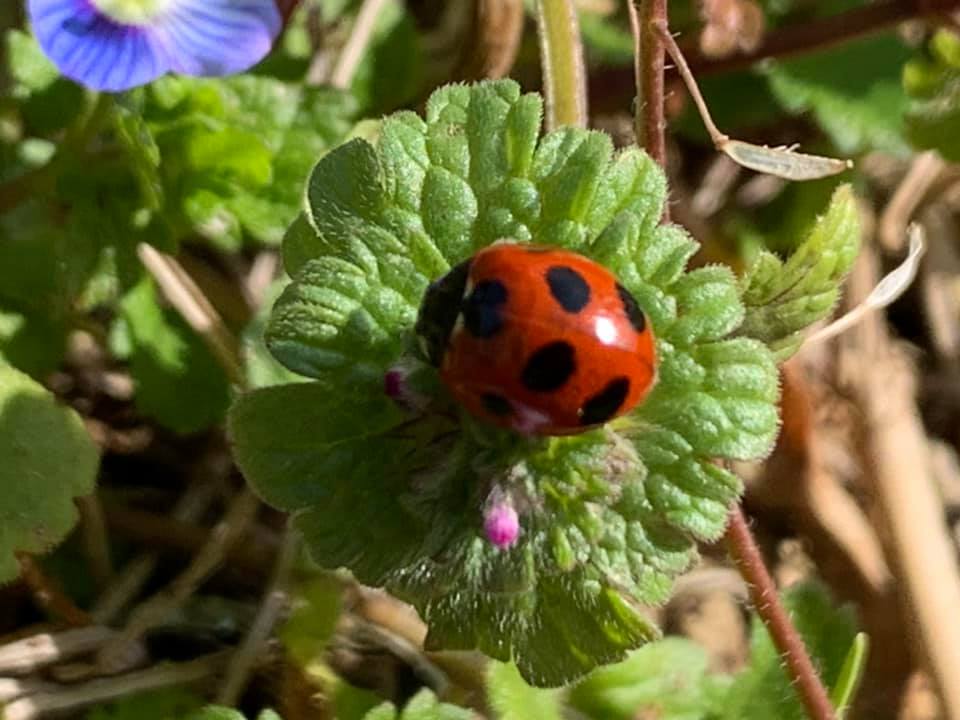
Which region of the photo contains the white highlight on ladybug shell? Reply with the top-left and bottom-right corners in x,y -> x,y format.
593,316 -> 618,345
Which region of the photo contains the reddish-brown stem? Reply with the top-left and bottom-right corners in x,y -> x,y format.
631,0 -> 669,174
686,0 -> 960,76
726,507 -> 836,720
17,555 -> 92,627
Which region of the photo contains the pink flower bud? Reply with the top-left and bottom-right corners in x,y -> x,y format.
384,365 -> 428,411
484,502 -> 519,549
384,368 -> 405,400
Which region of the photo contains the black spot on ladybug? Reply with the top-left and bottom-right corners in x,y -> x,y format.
462,279 -> 508,338
415,260 -> 471,366
521,341 -> 576,392
616,283 -> 647,333
580,377 -> 631,425
546,266 -> 591,313
481,393 -> 512,417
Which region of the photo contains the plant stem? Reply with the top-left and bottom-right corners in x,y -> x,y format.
631,0 -> 668,172
16,555 -> 92,627
593,0 -> 960,109
535,0 -> 587,130
328,0 -> 390,89
137,243 -> 246,388
725,506 -> 836,720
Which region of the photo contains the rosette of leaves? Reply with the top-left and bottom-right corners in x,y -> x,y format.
230,79 -> 858,685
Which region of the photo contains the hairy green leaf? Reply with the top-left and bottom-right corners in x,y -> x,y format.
0,363 -> 99,582
233,80 -> 784,685
568,637 -> 727,719
720,583 -> 857,720
738,184 -> 860,361
142,76 -> 355,250
487,662 -> 563,720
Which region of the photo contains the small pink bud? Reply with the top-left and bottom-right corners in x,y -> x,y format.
384,368 -> 405,400
484,502 -> 519,549
384,365 -> 428,411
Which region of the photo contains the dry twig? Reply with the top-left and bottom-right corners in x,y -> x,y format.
0,628 -> 116,677
851,245 -> 960,719
96,490 -> 260,674
76,495 -> 114,588
92,478 -> 220,625
3,652 -> 229,720
137,244 -> 244,387
217,525 -> 298,706
328,0 -> 390,90
879,152 -> 946,253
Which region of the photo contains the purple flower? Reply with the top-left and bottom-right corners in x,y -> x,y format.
484,500 -> 520,550
28,0 -> 282,92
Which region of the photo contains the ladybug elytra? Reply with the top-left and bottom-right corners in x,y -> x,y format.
415,242 -> 657,436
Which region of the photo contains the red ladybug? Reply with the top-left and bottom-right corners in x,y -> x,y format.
415,243 -> 657,436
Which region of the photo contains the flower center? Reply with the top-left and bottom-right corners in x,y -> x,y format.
90,0 -> 173,25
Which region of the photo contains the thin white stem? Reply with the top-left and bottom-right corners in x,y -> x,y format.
137,244 -> 244,387
329,0 -> 391,89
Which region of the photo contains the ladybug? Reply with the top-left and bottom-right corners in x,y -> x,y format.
415,242 -> 657,436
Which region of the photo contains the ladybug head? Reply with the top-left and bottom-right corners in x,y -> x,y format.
414,258 -> 471,366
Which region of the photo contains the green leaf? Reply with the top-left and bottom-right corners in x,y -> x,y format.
5,29 -> 85,136
904,30 -> 960,162
243,279 -> 301,389
831,633 -> 870,719
568,637 -> 727,720
487,662 -> 563,720
113,93 -> 163,212
85,688 -> 206,720
142,76 -> 355,249
233,79 -> 783,686
183,707 -> 283,720
720,583 -> 857,720
120,278 -> 231,434
738,184 -> 860,361
7,28 -> 60,91
0,309 -> 67,379
229,379 -> 406,512
763,34 -> 912,155
279,575 -> 344,667
0,363 -> 99,582
348,0 -> 424,115
362,689 -> 473,720
0,201 -> 101,320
